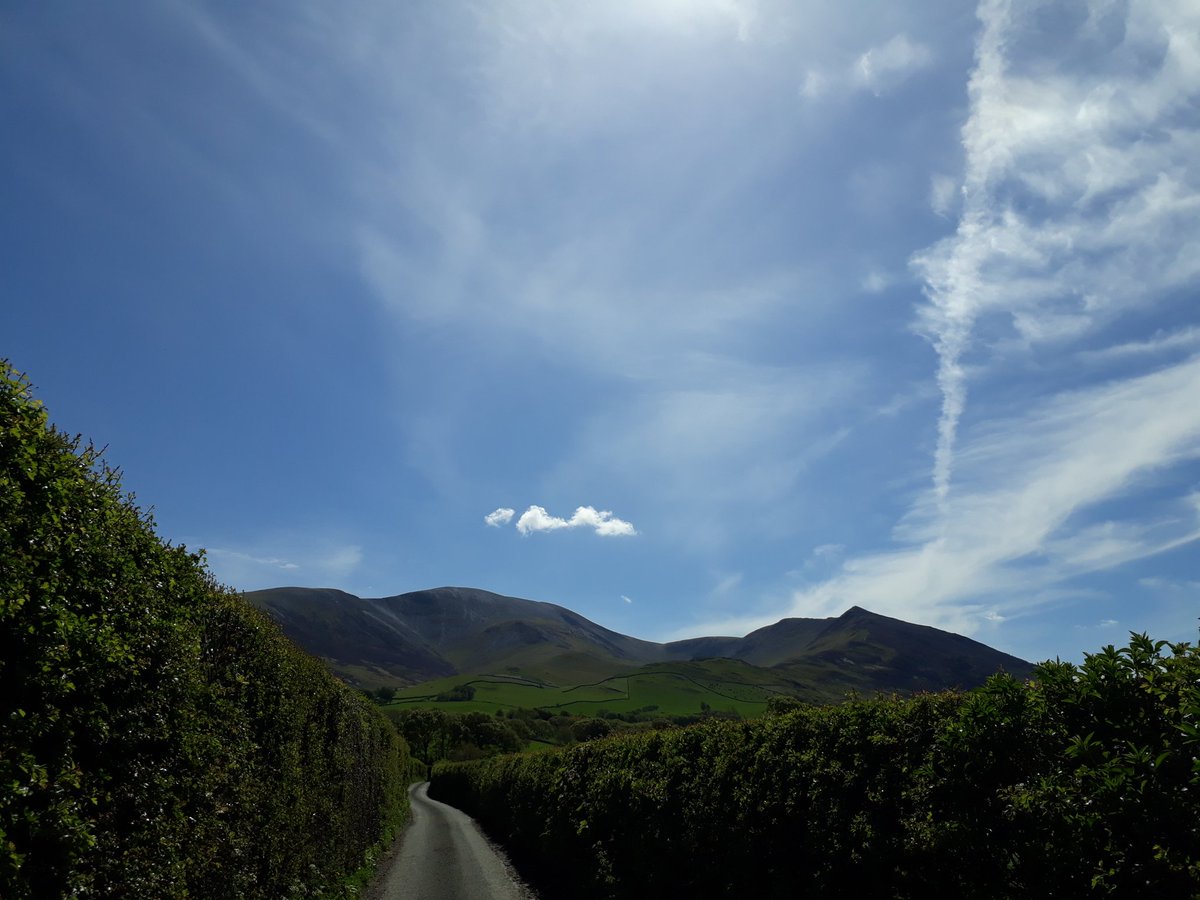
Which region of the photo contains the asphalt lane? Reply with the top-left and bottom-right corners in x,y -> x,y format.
370,782 -> 534,900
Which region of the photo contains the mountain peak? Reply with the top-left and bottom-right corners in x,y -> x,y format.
245,586 -> 1034,694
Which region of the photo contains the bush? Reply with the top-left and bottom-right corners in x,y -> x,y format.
0,362 -> 409,897
431,638 -> 1200,898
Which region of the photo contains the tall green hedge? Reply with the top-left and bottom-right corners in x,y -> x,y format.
431,636 -> 1200,898
0,362 -> 409,898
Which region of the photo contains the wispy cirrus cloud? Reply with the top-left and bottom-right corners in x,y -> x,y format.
1078,327 -> 1200,365
912,0 -> 1200,505
203,540 -> 364,591
681,0 -> 1200,642
855,33 -> 933,94
802,32 -> 933,100
682,352 -> 1200,639
205,548 -> 300,571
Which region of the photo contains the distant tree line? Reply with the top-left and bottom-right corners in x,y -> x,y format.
383,702 -> 731,765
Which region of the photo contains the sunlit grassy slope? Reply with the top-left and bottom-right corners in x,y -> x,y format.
387,658 -> 809,716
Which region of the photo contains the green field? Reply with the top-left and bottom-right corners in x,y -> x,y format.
386,659 -> 799,717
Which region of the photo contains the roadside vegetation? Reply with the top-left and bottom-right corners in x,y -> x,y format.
432,635 -> 1200,898
0,363 -> 414,898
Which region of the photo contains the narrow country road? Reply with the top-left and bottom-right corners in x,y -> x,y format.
369,782 -> 535,900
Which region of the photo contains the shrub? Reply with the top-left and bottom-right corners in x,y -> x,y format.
432,639 -> 1200,898
0,362 -> 409,897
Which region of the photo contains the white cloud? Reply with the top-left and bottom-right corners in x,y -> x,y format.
1078,327 -> 1200,364
622,594 -> 633,604
854,33 -> 933,94
514,504 -> 637,537
711,572 -> 743,596
202,540 -> 364,591
206,548 -> 300,571
1075,619 -> 1121,630
929,173 -> 959,217
568,505 -> 639,536
548,358 -> 859,549
1139,576 -> 1200,593
681,353 -> 1200,639
810,355 -> 1200,624
515,505 -> 570,534
484,507 -> 515,527
802,32 -> 934,102
912,0 -> 1200,505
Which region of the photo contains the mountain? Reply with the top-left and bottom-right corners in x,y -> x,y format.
245,586 -> 1034,699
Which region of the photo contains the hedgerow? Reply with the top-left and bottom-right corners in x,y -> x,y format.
432,636 -> 1200,898
0,362 -> 409,898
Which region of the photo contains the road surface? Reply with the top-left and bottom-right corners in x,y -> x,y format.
368,782 -> 535,900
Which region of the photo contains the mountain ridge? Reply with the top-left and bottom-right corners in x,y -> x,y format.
245,585 -> 1034,696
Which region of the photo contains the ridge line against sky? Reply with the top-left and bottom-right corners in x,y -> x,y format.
2,0 -> 1198,663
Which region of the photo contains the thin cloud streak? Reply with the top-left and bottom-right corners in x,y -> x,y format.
203,541 -> 364,591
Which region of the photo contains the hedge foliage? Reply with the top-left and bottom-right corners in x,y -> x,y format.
0,362 -> 410,898
432,635 -> 1200,898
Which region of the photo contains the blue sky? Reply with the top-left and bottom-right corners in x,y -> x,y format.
4,0 -> 1198,664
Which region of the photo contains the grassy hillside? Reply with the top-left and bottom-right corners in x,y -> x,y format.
388,658 -> 806,717
0,363 -> 413,898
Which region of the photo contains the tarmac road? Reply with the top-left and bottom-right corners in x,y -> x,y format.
369,782 -> 535,900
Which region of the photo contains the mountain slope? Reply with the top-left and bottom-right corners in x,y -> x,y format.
245,586 -> 1034,697
786,605 -> 1032,692
245,586 -> 664,687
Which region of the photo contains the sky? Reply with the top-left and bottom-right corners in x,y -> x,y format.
3,0 -> 1199,664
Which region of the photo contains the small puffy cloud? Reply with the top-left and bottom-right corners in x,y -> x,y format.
515,504 -> 638,537
569,505 -> 638,536
484,507 -> 515,527
622,595 -> 633,604
515,505 -> 570,534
